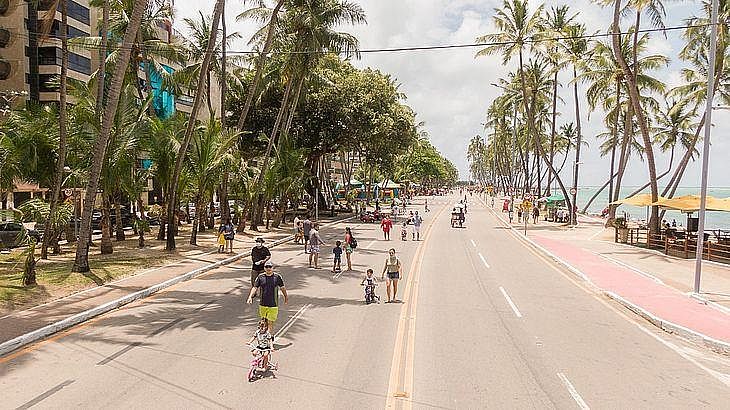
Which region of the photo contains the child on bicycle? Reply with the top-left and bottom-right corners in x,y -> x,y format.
332,240 -> 343,273
361,268 -> 379,303
248,317 -> 273,370
400,222 -> 408,241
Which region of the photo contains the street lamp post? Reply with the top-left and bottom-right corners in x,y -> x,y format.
693,0 -> 720,295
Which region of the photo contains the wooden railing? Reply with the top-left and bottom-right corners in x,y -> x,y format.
615,227 -> 730,264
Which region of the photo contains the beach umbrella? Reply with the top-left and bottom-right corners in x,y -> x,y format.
610,193 -> 665,206
651,195 -> 730,212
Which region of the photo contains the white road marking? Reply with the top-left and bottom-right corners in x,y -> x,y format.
478,252 -> 491,268
633,322 -> 730,387
499,286 -> 522,318
594,253 -> 665,285
366,240 -> 377,249
274,303 -> 311,338
470,239 -> 477,248
557,372 -> 590,409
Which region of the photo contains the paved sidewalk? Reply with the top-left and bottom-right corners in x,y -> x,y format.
0,213 -> 351,346
484,196 -> 730,350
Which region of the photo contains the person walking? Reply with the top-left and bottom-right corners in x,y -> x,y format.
293,215 -> 301,243
344,227 -> 355,271
381,248 -> 402,303
247,261 -> 288,334
412,211 -> 423,241
532,206 -> 540,224
302,216 -> 312,253
251,237 -> 271,294
219,217 -> 235,253
424,198 -> 429,213
308,223 -> 325,269
380,215 -> 393,240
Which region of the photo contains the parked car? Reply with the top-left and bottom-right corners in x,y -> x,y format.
0,222 -> 41,248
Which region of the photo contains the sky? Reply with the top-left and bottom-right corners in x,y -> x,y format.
173,0 -> 730,189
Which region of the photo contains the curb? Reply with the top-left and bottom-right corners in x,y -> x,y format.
482,198 -> 730,355
0,215 -> 355,357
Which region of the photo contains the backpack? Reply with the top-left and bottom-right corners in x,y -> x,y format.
350,236 -> 358,249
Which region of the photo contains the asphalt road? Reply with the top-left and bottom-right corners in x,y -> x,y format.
1,195 -> 729,409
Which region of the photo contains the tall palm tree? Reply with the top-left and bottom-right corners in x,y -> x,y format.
73,0 -> 149,273
477,0 -> 572,210
541,5 -> 576,194
235,0 -> 286,130
37,0 -> 69,259
610,0 -> 661,232
561,23 -> 589,224
661,0 -> 730,199
244,0 -> 366,230
166,0 -> 224,251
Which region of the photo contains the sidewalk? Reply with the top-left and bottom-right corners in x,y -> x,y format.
0,212 -> 352,351
486,198 -> 730,352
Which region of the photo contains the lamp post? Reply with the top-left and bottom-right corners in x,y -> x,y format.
62,166 -> 78,241
694,0 -> 720,295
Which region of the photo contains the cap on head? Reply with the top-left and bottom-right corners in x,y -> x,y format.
264,261 -> 274,268
255,237 -> 265,243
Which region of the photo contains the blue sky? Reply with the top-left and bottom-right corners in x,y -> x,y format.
175,0 -> 730,189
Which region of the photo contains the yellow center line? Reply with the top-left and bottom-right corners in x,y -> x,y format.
385,202 -> 447,409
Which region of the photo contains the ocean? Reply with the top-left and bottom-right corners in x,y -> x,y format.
577,186 -> 730,230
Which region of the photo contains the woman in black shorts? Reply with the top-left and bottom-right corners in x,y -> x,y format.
381,248 -> 402,303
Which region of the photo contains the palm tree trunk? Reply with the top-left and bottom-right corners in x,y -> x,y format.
221,0 -> 227,127
547,63 -> 559,195
166,0 -> 224,251
96,0 -> 109,116
612,105 -> 633,215
206,70 -> 214,119
41,0 -> 69,260
582,172 -> 619,214
236,0 -> 285,130
250,78 -> 293,230
608,79 -> 621,210
629,144 -> 675,198
73,0 -> 148,273
612,0 -> 659,233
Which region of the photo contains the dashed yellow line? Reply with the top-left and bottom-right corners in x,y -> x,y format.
385,202 -> 447,409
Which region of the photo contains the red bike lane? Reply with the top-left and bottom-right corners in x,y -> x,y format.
531,234 -> 730,346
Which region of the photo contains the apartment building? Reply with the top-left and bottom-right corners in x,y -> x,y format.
0,0 -> 220,118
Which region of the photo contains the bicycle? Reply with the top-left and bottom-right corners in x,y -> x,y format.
247,344 -> 277,382
362,282 -> 380,304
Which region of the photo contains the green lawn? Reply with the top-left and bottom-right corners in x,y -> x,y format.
0,247 -> 178,313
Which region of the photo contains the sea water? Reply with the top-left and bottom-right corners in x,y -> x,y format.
577,186 -> 730,230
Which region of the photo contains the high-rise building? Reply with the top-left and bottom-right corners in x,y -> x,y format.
0,1 -> 98,105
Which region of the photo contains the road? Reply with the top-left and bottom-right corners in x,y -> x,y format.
1,195 -> 729,409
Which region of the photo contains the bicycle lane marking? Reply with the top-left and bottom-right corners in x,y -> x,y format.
275,304 -> 312,339
557,372 -> 590,410
385,203 -> 447,410
499,287 -> 523,318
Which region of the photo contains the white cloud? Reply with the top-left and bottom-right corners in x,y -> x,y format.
174,1 -> 730,188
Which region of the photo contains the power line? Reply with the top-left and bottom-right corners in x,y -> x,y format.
7,22 -> 718,56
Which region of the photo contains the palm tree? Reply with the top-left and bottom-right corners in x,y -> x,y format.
37,0 -> 69,259
561,23 -> 589,224
610,0 -> 661,233
73,0 -> 149,273
244,0 -> 366,230
477,0 -> 572,210
661,0 -> 730,200
187,119 -> 236,245
541,5 -> 576,194
166,0 -> 225,251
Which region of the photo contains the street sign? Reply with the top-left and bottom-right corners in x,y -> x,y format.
64,189 -> 72,197
569,188 -> 577,195
522,200 -> 533,211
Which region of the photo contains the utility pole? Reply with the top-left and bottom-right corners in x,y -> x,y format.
694,0 -> 720,294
